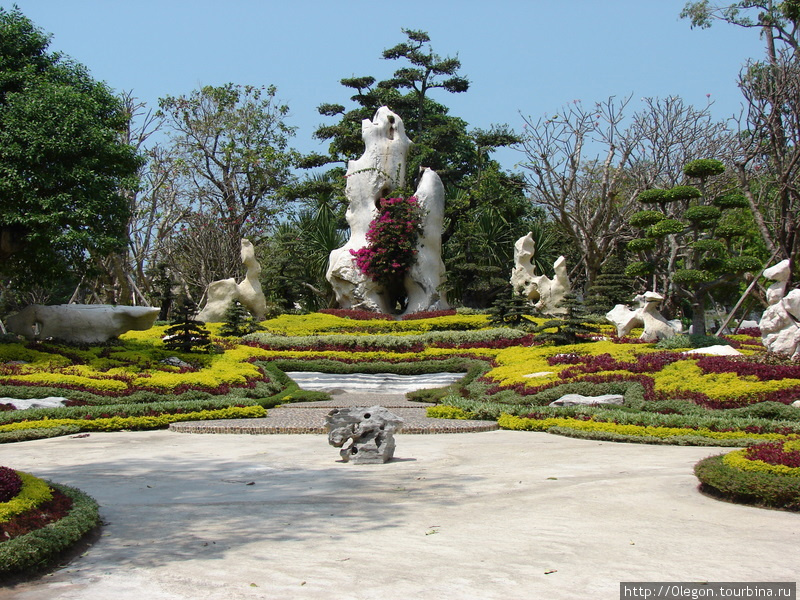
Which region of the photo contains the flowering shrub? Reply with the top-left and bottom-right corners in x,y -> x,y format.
350,196 -> 424,285
0,466 -> 23,502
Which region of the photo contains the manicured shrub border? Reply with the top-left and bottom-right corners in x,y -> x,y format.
695,454 -> 800,511
0,481 -> 100,578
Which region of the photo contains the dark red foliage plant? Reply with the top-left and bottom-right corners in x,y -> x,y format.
745,440 -> 800,468
0,466 -> 24,502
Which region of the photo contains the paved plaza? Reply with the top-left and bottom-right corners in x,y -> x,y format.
0,394 -> 796,599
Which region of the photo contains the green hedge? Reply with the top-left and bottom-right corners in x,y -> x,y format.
695,454 -> 800,511
0,482 -> 100,577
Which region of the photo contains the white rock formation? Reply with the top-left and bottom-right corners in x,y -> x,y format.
510,233 -> 570,314
606,292 -> 680,342
760,285 -> 800,359
6,304 -> 159,344
325,107 -> 447,315
0,397 -> 68,410
549,393 -> 625,407
682,345 -> 743,356
197,238 -> 267,323
404,167 -> 449,314
764,259 -> 791,304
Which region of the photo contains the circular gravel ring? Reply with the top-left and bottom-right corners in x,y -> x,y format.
169,407 -> 498,435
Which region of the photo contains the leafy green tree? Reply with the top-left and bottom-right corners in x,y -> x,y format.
0,7 -> 141,290
682,1 -> 800,284
625,159 -> 762,335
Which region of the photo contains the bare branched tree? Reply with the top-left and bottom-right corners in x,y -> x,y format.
519,96 -> 732,288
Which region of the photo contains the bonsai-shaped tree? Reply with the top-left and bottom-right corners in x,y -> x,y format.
219,299 -> 263,337
625,159 -> 762,336
163,297 -> 212,353
489,283 -> 534,329
582,255 -> 635,316
532,292 -> 597,345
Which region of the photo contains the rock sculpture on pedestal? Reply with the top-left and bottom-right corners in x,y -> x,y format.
510,232 -> 570,314
325,406 -> 404,464
605,292 -> 680,342
759,260 -> 800,358
196,239 -> 267,323
6,304 -> 159,344
325,107 -> 448,315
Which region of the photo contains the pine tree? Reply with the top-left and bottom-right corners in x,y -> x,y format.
488,284 -> 533,328
163,298 -> 212,353
219,299 -> 262,337
583,256 -> 635,315
532,292 -> 597,345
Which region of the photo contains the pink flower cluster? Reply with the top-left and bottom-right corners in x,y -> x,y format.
350,196 -> 423,284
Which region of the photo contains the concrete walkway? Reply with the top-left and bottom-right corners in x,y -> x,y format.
0,427 -> 797,599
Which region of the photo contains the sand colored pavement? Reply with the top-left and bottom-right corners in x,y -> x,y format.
0,429 -> 796,600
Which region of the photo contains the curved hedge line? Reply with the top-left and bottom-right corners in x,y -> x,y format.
695,454 -> 800,511
0,481 -> 100,577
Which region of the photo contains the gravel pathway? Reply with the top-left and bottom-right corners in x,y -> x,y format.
170,392 -> 498,435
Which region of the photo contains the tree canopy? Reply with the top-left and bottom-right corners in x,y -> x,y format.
0,7 -> 141,290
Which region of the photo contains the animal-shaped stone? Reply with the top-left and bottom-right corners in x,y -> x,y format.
6,304 -> 159,344
196,238 -> 267,322
510,233 -> 570,314
605,292 -> 680,342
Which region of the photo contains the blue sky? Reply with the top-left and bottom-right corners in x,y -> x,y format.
7,1 -> 767,171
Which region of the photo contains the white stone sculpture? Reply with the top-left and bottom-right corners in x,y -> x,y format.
510,233 -> 570,314
6,304 -> 159,344
549,393 -> 625,407
196,238 -> 267,323
404,167 -> 448,314
605,291 -> 680,342
325,107 -> 448,315
759,259 -> 800,358
325,406 -> 404,464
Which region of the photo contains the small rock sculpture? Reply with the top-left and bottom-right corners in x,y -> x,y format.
326,107 -> 448,315
325,406 -> 403,464
510,233 -> 570,314
759,260 -> 800,358
606,292 -> 680,342
196,238 -> 267,323
6,304 -> 159,344
549,393 -> 624,407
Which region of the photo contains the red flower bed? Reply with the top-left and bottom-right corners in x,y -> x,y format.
0,488 -> 73,540
744,440 -> 800,468
551,352 -> 683,379
696,356 -> 800,381
0,467 -> 23,502
401,309 -> 458,320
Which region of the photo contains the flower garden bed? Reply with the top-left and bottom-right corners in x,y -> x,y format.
694,437 -> 800,510
0,311 -> 798,518
0,467 -> 99,579
0,313 -> 798,446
